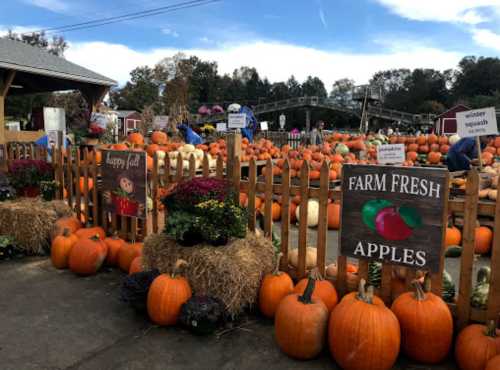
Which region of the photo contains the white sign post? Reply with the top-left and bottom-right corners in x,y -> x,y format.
260,121 -> 269,131
456,107 -> 499,169
377,144 -> 405,165
228,113 -> 247,129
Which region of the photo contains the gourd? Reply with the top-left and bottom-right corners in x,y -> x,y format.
471,266 -> 491,309
274,277 -> 329,359
295,199 -> 319,227
147,260 -> 192,326
367,261 -> 381,288
391,277 -> 453,364
293,268 -> 338,312
68,235 -> 108,275
455,321 -> 500,370
258,253 -> 294,318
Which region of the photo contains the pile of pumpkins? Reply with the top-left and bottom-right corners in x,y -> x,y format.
480,163 -> 500,201
50,216 -> 143,276
258,255 -> 500,370
445,223 -> 494,256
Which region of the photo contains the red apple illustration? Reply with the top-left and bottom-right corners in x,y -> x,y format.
375,207 -> 413,241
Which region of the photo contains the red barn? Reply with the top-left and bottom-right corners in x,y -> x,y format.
116,110 -> 142,136
434,104 -> 470,135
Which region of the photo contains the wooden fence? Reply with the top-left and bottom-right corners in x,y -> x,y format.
4,141 -> 500,329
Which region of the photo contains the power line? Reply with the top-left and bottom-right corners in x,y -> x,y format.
22,0 -> 220,35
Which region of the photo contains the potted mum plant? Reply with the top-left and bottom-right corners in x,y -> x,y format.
8,160 -> 53,197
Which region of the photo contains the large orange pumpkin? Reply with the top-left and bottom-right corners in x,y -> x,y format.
445,226 -> 462,247
391,279 -> 453,364
406,151 -> 418,162
104,233 -> 126,266
486,355 -> 500,370
294,268 -> 338,312
146,144 -> 159,157
259,253 -> 294,318
151,130 -> 168,145
455,321 -> 500,370
327,203 -> 340,229
127,131 -> 144,145
75,225 -> 105,240
482,152 -> 494,166
68,235 -> 108,275
147,261 -> 192,326
129,256 -> 143,274
118,242 -> 143,272
329,280 -> 400,370
275,278 -> 329,359
51,229 -> 78,269
428,151 -> 442,164
475,226 -> 493,254
54,216 -> 82,237
112,143 -> 128,151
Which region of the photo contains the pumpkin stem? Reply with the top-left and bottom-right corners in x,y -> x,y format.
356,279 -> 371,303
366,286 -> 374,304
62,228 -> 70,237
309,267 -> 324,281
485,320 -> 498,337
298,277 -> 316,304
273,252 -> 283,275
112,231 -> 120,240
423,274 -> 431,293
90,234 -> 100,241
172,259 -> 188,278
412,279 -> 426,301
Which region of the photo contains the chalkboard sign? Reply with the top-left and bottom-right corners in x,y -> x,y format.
340,164 -> 448,272
101,150 -> 147,219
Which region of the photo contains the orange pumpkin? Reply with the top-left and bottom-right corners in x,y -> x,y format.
428,134 -> 438,144
455,321 -> 500,370
482,152 -> 494,165
127,131 -> 144,145
129,256 -> 143,274
329,280 -> 400,370
112,143 -> 128,151
79,177 -> 94,193
75,225 -> 105,240
118,242 -> 143,272
151,130 -> 168,145
391,278 -> 453,364
428,151 -> 442,164
68,235 -> 108,275
294,268 -> 338,312
271,202 -> 281,221
445,226 -> 462,247
54,216 -> 82,237
406,151 -> 418,162
259,253 -> 294,318
419,145 -> 430,154
407,143 -> 419,152
327,203 -> 340,230
51,229 -> 78,269
239,192 -> 248,207
475,226 -> 493,254
486,355 -> 500,370
147,260 -> 192,326
146,144 -> 159,157
275,278 -> 329,359
440,144 -> 450,154
104,233 -> 126,266
147,156 -> 154,171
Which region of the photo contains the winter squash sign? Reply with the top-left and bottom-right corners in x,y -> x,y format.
340,164 -> 448,272
101,150 -> 147,219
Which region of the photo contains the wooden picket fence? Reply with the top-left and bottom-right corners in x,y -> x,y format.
5,141 -> 500,329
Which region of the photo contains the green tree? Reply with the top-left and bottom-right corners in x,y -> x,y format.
301,76 -> 327,97
453,56 -> 500,100
286,76 -> 302,97
6,30 -> 67,56
330,78 -> 355,107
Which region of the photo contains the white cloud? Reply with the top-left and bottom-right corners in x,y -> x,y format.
471,28 -> 500,51
200,37 -> 214,44
374,0 -> 500,24
65,39 -> 462,87
22,0 -> 68,12
319,8 -> 327,29
161,28 -> 179,38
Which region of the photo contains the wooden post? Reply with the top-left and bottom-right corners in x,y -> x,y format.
476,136 -> 483,170
305,109 -> 311,133
226,132 -> 242,180
0,70 -> 16,146
487,178 -> 500,322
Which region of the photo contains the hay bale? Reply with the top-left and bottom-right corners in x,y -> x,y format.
143,232 -> 274,317
0,199 -> 71,255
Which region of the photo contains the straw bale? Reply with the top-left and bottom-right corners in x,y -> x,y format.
143,232 -> 274,317
0,199 -> 71,254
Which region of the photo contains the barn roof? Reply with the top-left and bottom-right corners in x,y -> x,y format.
434,104 -> 470,121
0,37 -> 116,86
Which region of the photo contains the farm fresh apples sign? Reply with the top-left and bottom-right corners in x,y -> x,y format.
340,165 -> 448,272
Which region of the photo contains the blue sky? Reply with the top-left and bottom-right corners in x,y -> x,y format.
2,0 -> 500,87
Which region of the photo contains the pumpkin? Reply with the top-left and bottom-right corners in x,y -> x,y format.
112,143 -> 128,151
445,226 -> 462,247
51,228 -> 78,269
327,203 -> 340,229
104,233 -> 126,266
329,280 -> 400,370
151,130 -> 168,145
486,355 -> 500,370
118,241 -> 143,272
271,202 -> 281,221
295,199 -> 319,227
391,278 -> 453,364
79,177 -> 94,193
449,134 -> 460,145
294,268 -> 338,312
325,263 -> 360,291
54,216 -> 82,237
274,277 -> 329,359
68,235 -> 108,275
147,260 -> 192,326
475,226 -> 493,254
129,256 -> 143,275
259,253 -> 294,318
288,247 -> 317,269
455,321 -> 500,370
75,225 -> 105,240
428,151 -> 442,164
127,131 -> 144,145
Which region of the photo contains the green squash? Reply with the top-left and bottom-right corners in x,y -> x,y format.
368,261 -> 382,288
445,245 -> 462,258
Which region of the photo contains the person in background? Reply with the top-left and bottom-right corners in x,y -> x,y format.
387,127 -> 394,136
310,121 -> 324,145
446,135 -> 493,172
394,127 -> 401,136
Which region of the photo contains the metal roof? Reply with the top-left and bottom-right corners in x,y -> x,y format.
115,110 -> 139,118
0,37 -> 116,86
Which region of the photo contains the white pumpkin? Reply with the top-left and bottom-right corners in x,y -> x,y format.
181,144 -> 195,153
295,199 -> 319,227
335,143 -> 349,155
449,134 -> 460,145
157,159 -> 165,168
168,151 -> 179,159
194,148 -> 204,160
156,150 -> 166,160
288,247 -> 317,269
